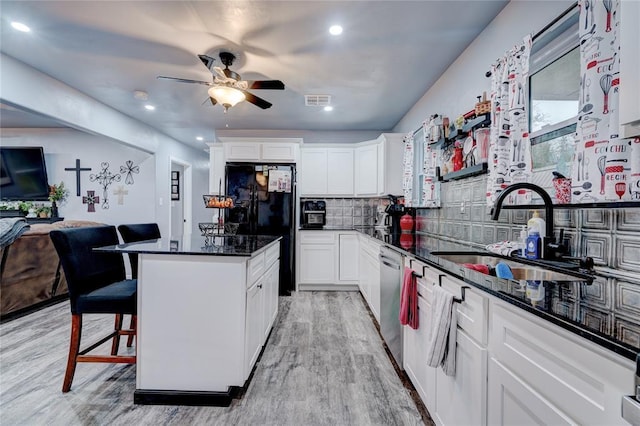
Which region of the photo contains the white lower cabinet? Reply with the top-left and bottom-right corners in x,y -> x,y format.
297,231 -> 360,290
298,243 -> 335,284
244,277 -> 264,375
488,300 -> 633,426
434,329 -> 487,426
339,234 -> 359,282
488,357 -> 572,425
357,235 -> 381,321
403,294 -> 436,412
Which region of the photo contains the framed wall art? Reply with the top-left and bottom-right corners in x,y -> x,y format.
171,171 -> 180,200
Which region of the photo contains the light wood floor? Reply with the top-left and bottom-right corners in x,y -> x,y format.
1,291 -> 431,425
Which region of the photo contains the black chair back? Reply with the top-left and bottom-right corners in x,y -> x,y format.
117,223 -> 161,279
50,226 -> 126,314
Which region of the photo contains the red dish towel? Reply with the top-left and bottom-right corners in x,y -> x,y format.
400,267 -> 419,329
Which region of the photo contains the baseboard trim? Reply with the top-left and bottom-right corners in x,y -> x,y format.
134,387 -> 242,407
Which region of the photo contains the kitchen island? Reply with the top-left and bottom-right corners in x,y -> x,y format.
97,234 -> 282,406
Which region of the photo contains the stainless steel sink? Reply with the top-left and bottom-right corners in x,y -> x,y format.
509,266 -> 584,282
432,251 -> 591,282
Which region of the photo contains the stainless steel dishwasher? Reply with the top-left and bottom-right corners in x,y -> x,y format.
379,245 -> 403,367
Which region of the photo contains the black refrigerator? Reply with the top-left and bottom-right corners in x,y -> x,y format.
225,163 -> 296,295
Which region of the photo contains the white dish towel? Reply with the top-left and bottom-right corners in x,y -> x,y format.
425,285 -> 458,376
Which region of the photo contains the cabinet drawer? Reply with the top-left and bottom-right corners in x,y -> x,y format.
407,257 -> 439,301
299,231 -> 335,245
440,275 -> 488,345
265,243 -> 280,267
247,252 -> 265,287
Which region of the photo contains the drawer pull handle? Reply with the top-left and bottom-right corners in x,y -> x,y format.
438,281 -> 470,304
409,258 -> 427,278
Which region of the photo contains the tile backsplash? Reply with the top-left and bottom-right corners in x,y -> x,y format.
415,175 -> 640,352
301,197 -> 386,227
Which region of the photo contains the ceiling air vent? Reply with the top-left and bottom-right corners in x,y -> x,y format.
304,94 -> 331,107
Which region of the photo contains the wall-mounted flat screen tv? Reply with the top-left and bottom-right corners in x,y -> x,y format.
0,147 -> 51,201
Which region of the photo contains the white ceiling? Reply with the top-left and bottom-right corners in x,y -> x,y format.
0,1 -> 508,150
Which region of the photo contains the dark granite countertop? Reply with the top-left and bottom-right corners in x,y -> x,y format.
96,234 -> 282,257
308,226 -> 638,361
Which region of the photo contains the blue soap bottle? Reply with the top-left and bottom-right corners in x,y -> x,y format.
525,229 -> 541,260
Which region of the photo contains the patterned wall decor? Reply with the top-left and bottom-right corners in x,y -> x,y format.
486,35 -> 533,207
415,175 -> 640,352
402,133 -> 414,205
421,119 -> 442,207
572,0 -> 634,202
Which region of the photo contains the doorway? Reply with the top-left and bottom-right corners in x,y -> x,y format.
169,158 -> 192,238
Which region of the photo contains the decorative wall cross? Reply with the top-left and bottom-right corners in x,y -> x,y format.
113,185 -> 128,205
82,190 -> 99,213
89,162 -> 121,209
120,160 -> 139,185
64,159 -> 92,196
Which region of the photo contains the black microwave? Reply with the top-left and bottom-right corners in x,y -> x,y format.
301,200 -> 326,229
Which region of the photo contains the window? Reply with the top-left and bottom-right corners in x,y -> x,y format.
528,7 -> 579,178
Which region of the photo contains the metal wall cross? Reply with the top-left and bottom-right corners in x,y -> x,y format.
64,159 -> 92,196
82,190 -> 99,213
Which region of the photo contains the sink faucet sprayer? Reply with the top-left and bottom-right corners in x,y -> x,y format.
490,183 -> 594,271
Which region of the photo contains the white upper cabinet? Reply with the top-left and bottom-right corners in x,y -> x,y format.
355,133 -> 404,196
327,148 -> 354,195
377,133 -> 404,196
298,133 -> 403,197
299,146 -> 354,196
354,143 -> 378,195
299,148 -> 329,195
219,138 -> 301,163
619,0 -> 640,137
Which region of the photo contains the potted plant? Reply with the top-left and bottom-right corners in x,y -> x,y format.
36,205 -> 51,218
48,181 -> 69,218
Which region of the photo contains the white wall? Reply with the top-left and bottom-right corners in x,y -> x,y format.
0,54 -> 211,236
1,128 -> 155,226
394,0 -> 574,133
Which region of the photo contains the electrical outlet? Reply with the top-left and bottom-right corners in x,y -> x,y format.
460,201 -> 465,213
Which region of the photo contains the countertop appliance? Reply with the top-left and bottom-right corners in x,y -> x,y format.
384,195 -> 405,235
225,163 -> 296,295
301,200 -> 326,229
379,245 -> 403,367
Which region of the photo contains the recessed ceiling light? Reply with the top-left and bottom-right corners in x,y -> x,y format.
144,104 -> 155,111
329,25 -> 343,36
324,106 -> 334,112
11,22 -> 31,33
196,136 -> 204,141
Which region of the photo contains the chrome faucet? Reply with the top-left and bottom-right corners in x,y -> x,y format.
490,183 -> 554,258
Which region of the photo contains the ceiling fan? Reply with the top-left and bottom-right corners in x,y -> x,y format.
158,51 -> 284,112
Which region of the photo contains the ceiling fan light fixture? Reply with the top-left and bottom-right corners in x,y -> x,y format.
208,86 -> 246,112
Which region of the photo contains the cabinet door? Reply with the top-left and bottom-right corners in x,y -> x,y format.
488,357 -> 572,425
368,252 -> 380,322
338,234 -> 359,282
434,329 -> 487,426
358,246 -> 370,304
403,295 -> 437,413
224,143 -> 261,161
377,141 -> 385,196
327,148 -> 354,195
299,148 -> 328,195
262,263 -> 279,341
245,279 -> 263,375
298,244 -> 336,283
262,143 -> 298,162
354,145 -> 378,195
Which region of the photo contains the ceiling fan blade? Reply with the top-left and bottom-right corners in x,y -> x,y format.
157,76 -> 211,85
242,91 -> 272,109
248,80 -> 285,90
198,54 -> 216,72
